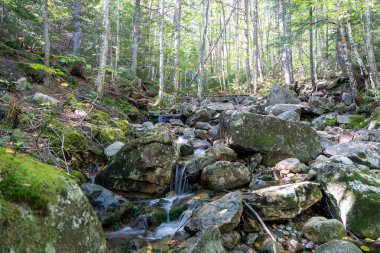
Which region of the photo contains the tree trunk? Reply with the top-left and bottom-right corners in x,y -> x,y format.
235,0 -> 240,87
278,0 -> 291,87
114,0 -> 120,75
244,0 -> 251,83
309,6 -> 315,88
43,0 -> 50,86
285,0 -> 293,83
252,0 -> 259,93
364,0 -> 379,88
335,0 -> 357,97
95,0 -> 110,95
131,0 -> 140,76
173,0 -> 181,94
157,0 -> 165,105
73,0 -> 81,55
198,0 -> 211,99
0,0 -> 5,33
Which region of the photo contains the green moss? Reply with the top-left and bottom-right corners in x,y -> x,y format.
347,114 -> 368,129
0,147 -> 69,212
325,119 -> 337,127
65,93 -> 79,106
94,126 -> 126,145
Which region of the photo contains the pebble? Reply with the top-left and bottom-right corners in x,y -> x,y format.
305,241 -> 315,249
283,230 -> 290,236
285,226 -> 292,231
279,224 -> 285,229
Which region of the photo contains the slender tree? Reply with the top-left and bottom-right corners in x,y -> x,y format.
364,0 -> 379,88
198,0 -> 211,99
73,0 -> 81,55
244,0 -> 251,83
173,0 -> 181,94
95,0 -> 110,95
43,0 -> 50,86
131,0 -> 140,76
309,6 -> 315,88
157,0 -> 165,105
278,0 -> 292,87
252,0 -> 259,93
114,0 -> 120,74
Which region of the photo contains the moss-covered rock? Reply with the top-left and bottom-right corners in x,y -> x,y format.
0,148 -> 106,253
302,217 -> 346,243
347,114 -> 368,129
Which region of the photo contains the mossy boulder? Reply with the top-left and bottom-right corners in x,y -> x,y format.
302,217 -> 346,243
312,156 -> 380,238
0,148 -> 106,253
96,134 -> 179,195
222,112 -> 321,165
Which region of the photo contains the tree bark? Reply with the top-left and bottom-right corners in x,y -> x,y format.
309,6 -> 315,88
173,0 -> 181,94
252,0 -> 259,93
131,0 -> 140,76
95,0 -> 110,95
73,0 -> 81,55
278,0 -> 291,87
1,0 -> 5,33
115,0 -> 120,75
43,0 -> 50,86
285,0 -> 293,83
364,0 -> 379,88
235,0 -> 240,87
198,0 -> 211,99
335,0 -> 357,97
157,0 -> 165,105
244,0 -> 251,83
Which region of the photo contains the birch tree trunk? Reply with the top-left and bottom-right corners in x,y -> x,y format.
73,0 -> 81,55
131,0 -> 140,76
364,0 -> 379,88
173,0 -> 181,94
43,0 -> 50,86
198,0 -> 210,99
157,0 -> 165,105
235,0 -> 240,87
252,0 -> 259,93
309,6 -> 315,88
285,0 -> 293,83
244,0 -> 251,83
278,0 -> 291,87
335,0 -> 357,97
115,0 -> 120,74
95,0 -> 110,95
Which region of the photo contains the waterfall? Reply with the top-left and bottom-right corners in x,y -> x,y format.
172,162 -> 188,196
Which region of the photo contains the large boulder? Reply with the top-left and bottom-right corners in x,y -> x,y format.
244,182 -> 322,220
222,112 -> 321,165
96,134 -> 179,195
80,183 -> 130,225
323,141 -> 380,169
302,217 -> 346,243
183,226 -> 228,253
266,84 -> 301,106
308,96 -> 333,115
201,161 -> 251,191
312,156 -> 380,238
185,191 -> 243,233
186,109 -> 212,127
315,240 -> 361,253
0,148 -> 106,253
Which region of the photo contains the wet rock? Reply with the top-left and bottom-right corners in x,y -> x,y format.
265,104 -> 302,116
185,191 -> 243,233
191,139 -> 212,149
32,92 -> 61,106
104,141 -> 125,158
302,217 -> 346,243
206,102 -> 235,112
315,240 -> 361,253
312,156 -> 380,238
201,161 -> 251,191
186,109 -> 212,127
195,129 -> 209,140
180,143 -> 194,156
81,183 -> 130,225
184,226 -> 227,253
245,182 -> 322,220
96,134 -> 179,195
221,231 -> 241,250
266,84 -> 301,106
323,141 -> 380,169
277,110 -> 300,121
222,112 -> 321,165
274,158 -> 308,173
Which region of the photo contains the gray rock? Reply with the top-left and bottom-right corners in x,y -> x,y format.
201,161 -> 251,191
266,84 -> 301,106
104,141 -> 125,158
183,226 -> 227,253
185,191 -> 243,233
302,217 -> 346,243
311,113 -> 337,130
245,233 -> 259,246
244,182 -> 322,220
181,102 -> 197,117
341,92 -> 353,106
315,240 -> 361,253
15,77 -> 29,91
206,102 -> 235,111
312,157 -> 380,238
336,115 -> 350,124
186,109 -> 212,126
233,244 -> 256,253
180,143 -> 194,156
32,92 -> 61,106
221,231 -> 241,250
277,110 -> 300,121
195,129 -> 209,140
274,158 -> 307,173
142,121 -> 154,128
222,112 -> 321,165
169,118 -> 185,126
209,124 -> 221,142
259,237 -> 283,253
195,121 -> 212,130
81,183 -> 130,225
191,139 -> 212,149
323,141 -> 380,169
96,134 -> 179,195
265,104 -> 302,116
308,96 -> 333,115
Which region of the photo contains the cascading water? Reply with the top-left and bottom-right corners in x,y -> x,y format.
171,162 -> 189,196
